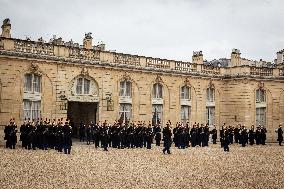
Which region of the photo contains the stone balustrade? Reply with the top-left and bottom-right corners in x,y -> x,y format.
0,37 -> 283,78
201,65 -> 221,75
250,67 -> 273,76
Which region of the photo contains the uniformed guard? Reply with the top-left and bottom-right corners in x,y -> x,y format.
211,125 -> 217,144
162,122 -> 172,154
276,124 -> 283,146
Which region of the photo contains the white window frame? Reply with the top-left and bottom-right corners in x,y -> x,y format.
152,104 -> 163,125
181,86 -> 190,100
23,100 -> 41,120
206,88 -> 215,102
76,77 -> 90,95
119,80 -> 132,97
119,103 -> 132,122
153,83 -> 163,99
181,105 -> 190,124
256,89 -> 266,103
256,107 -> 266,126
24,73 -> 41,93
206,107 -> 215,126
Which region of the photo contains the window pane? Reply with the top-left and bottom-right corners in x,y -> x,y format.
119,103 -> 132,122
158,84 -> 163,98
152,105 -> 163,124
119,81 -> 125,96
33,75 -> 41,93
84,79 -> 90,94
76,78 -> 83,94
24,74 -> 32,92
126,81 -> 131,97
23,100 -> 31,120
32,101 -> 41,120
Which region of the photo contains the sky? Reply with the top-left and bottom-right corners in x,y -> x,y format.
0,0 -> 283,62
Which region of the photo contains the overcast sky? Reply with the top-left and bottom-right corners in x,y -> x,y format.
0,0 -> 283,62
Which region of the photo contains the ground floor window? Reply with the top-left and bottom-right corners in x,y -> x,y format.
206,107 -> 215,126
119,103 -> 132,122
181,105 -> 191,124
152,104 -> 163,125
256,107 -> 266,126
23,100 -> 41,120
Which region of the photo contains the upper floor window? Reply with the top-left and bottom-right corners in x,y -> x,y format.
256,89 -> 266,103
76,78 -> 90,94
181,86 -> 190,100
24,74 -> 41,93
153,83 -> 163,99
206,88 -> 215,102
119,80 -> 131,97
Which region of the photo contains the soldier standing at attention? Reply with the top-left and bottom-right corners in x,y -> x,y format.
211,125 -> 217,144
162,122 -> 172,154
276,124 -> 283,146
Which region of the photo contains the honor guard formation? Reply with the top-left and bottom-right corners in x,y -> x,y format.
3,119 -> 283,154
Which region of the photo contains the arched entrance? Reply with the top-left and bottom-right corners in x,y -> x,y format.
66,74 -> 99,127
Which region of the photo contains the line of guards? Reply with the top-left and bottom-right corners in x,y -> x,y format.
3,119 -> 283,154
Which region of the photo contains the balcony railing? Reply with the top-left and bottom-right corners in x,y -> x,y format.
69,48 -> 100,61
201,65 -> 221,75
146,58 -> 170,69
250,67 -> 273,76
114,53 -> 140,66
175,61 -> 197,72
14,40 -> 54,56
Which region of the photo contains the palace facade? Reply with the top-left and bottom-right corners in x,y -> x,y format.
0,19 -> 284,141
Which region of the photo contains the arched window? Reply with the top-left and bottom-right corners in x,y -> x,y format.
181,86 -> 190,100
256,89 -> 266,103
76,77 -> 90,94
119,80 -> 131,97
206,88 -> 215,102
24,73 -> 41,93
152,83 -> 163,99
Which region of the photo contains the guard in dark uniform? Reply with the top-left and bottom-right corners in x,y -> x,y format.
154,124 -> 162,146
276,124 -> 283,146
63,121 -> 73,154
162,122 -> 172,154
248,125 -> 255,145
223,127 -> 230,152
211,125 -> 217,144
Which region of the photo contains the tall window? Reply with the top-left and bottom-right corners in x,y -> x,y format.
256,89 -> 266,103
76,78 -> 90,94
206,107 -> 215,126
153,83 -> 163,99
206,88 -> 215,102
181,86 -> 190,100
256,107 -> 266,126
119,80 -> 131,97
23,100 -> 41,120
152,105 -> 163,125
24,74 -> 41,93
181,105 -> 190,124
119,103 -> 132,122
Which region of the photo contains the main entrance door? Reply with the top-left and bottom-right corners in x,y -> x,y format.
67,101 -> 98,127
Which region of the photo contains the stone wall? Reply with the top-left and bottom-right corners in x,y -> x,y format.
0,56 -> 283,141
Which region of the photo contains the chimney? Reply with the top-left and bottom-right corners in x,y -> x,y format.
1,18 -> 11,38
192,51 -> 203,64
83,32 -> 93,49
231,48 -> 241,67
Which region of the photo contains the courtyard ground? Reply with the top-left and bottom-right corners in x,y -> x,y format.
0,142 -> 284,189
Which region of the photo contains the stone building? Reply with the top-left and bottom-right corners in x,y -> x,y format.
0,19 -> 284,140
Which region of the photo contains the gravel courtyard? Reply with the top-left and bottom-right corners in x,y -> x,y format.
0,142 -> 284,189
